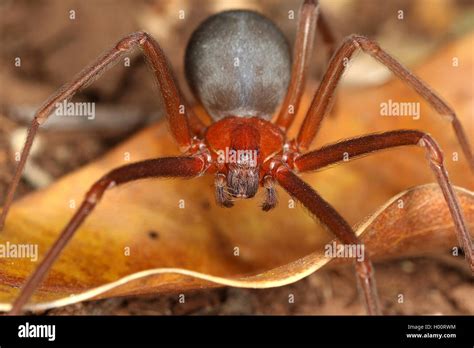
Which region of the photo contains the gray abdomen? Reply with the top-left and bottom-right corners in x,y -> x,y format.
185,10 -> 291,121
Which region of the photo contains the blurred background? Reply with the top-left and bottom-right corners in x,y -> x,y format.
0,0 -> 473,314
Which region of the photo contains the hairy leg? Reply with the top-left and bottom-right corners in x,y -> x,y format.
8,156 -> 206,314
0,31 -> 204,231
275,166 -> 381,314
295,34 -> 474,174
276,0 -> 336,131
294,130 -> 473,271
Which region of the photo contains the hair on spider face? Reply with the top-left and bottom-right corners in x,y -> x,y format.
226,163 -> 260,199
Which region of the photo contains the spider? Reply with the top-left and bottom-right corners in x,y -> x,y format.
1,0 -> 473,315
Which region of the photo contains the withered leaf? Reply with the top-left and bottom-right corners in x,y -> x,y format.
0,34 -> 472,312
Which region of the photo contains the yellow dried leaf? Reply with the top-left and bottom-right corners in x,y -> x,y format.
0,33 -> 472,312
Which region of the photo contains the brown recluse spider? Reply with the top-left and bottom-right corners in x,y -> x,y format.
1,0 -> 473,315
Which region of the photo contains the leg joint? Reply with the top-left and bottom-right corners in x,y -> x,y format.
116,31 -> 151,51
417,133 -> 444,166
348,34 -> 380,54
354,259 -> 374,278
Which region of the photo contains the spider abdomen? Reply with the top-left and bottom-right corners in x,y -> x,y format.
185,10 -> 291,121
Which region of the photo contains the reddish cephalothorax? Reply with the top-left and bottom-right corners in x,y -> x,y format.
205,116 -> 284,203
1,0 -> 473,315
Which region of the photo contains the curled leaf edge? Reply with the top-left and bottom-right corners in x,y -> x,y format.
0,183 -> 471,312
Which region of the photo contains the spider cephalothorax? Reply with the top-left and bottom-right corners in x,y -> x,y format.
2,0 -> 472,315
204,116 -> 285,206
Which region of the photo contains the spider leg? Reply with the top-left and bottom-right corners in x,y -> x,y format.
7,156 -> 206,315
276,0 -> 336,131
274,166 -> 381,315
295,34 -> 474,173
0,31 -> 205,231
294,130 -> 474,272
261,175 -> 278,211
215,173 -> 234,208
